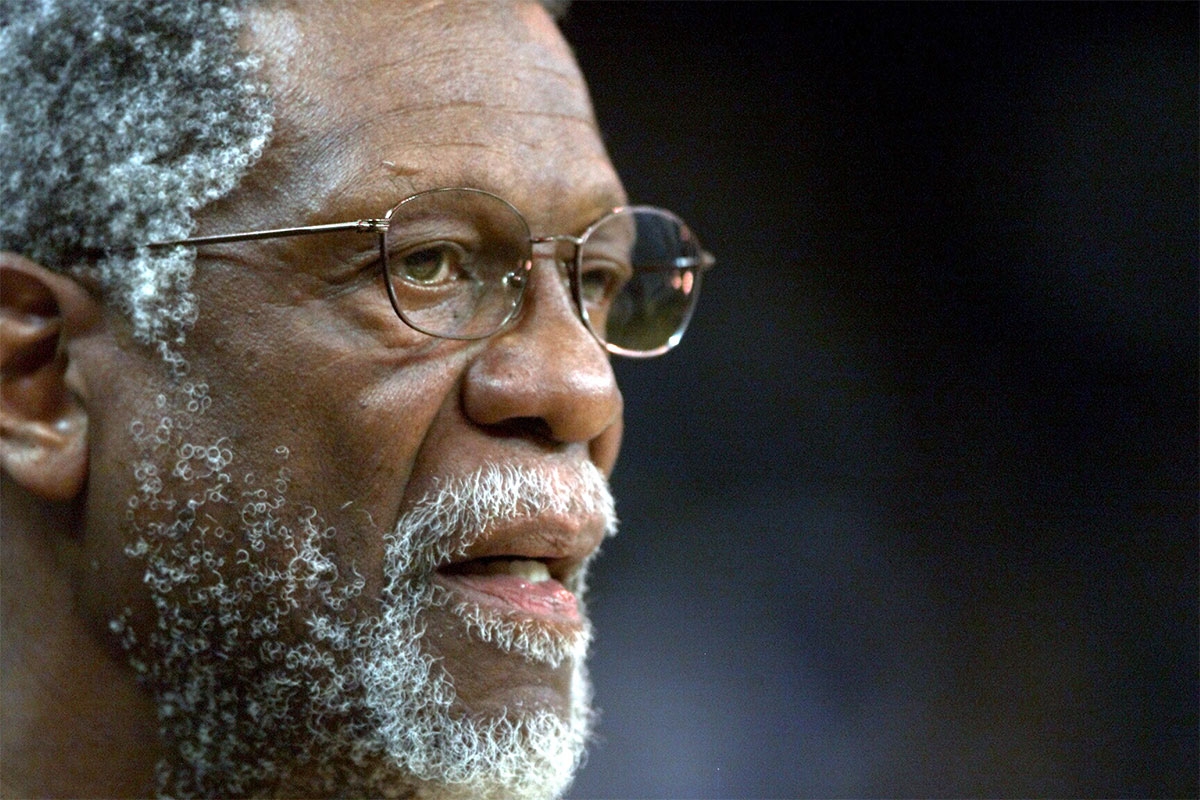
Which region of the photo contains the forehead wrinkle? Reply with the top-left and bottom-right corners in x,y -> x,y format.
386,141 -> 514,160
236,2 -> 619,231
339,38 -> 593,119
340,46 -> 584,90
229,107 -> 614,234
266,80 -> 598,212
365,81 -> 592,124
378,102 -> 600,134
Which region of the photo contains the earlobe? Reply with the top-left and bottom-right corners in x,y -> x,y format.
0,252 -> 99,502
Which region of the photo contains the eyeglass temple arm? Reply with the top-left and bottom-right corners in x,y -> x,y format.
109,219 -> 715,272
140,218 -> 390,249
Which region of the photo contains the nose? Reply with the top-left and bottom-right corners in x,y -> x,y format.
461,254 -> 623,469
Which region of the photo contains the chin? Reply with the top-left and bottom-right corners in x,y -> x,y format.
324,675 -> 595,800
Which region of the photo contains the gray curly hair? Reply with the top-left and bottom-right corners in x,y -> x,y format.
0,0 -> 274,359
1,0 -> 572,366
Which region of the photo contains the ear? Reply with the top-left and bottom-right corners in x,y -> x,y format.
1,252 -> 101,502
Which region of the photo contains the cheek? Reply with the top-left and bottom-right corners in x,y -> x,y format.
176,282 -> 481,565
73,292 -> 469,656
200,347 -> 465,521
72,341 -> 174,638
185,270 -> 453,502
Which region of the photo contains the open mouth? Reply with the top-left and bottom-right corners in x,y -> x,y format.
434,556 -> 583,625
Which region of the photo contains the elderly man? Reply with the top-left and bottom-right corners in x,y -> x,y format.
0,1 -> 710,797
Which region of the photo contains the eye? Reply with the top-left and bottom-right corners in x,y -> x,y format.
394,242 -> 467,285
580,259 -> 630,307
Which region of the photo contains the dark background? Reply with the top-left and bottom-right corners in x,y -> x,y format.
557,4 -> 1198,798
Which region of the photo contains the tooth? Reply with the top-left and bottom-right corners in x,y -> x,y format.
474,558 -> 551,581
512,560 -> 550,582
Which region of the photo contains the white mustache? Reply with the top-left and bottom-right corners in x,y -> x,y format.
384,462 -> 618,579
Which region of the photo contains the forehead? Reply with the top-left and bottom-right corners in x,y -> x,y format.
235,0 -> 625,230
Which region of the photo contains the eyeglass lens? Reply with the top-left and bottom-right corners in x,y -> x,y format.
381,188 -> 703,354
579,207 -> 703,354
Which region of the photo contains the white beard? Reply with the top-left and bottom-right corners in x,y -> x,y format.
327,463 -> 614,799
118,399 -> 616,799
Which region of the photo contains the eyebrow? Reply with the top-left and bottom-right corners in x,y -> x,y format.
366,162 -> 628,228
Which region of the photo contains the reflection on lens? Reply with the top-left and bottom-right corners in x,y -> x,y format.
582,207 -> 703,354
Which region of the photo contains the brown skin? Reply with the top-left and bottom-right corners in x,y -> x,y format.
1,256 -> 167,797
0,2 -> 624,797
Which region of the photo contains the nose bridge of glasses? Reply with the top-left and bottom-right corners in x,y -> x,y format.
530,234 -> 583,246
528,234 -> 581,277
530,234 -> 583,261
519,234 -> 590,331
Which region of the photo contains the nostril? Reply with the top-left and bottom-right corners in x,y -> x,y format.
499,416 -> 556,444
474,415 -> 558,446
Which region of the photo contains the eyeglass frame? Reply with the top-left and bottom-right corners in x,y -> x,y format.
139,186 -> 715,359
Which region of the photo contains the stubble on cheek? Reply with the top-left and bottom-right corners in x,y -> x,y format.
105,374 -> 380,794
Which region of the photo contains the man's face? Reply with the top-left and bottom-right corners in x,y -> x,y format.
71,2 -> 625,796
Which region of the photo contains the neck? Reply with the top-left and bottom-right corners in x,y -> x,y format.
1,475 -> 162,798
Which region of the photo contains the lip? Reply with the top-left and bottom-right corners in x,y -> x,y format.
432,511 -> 606,625
433,572 -> 581,624
448,509 -> 608,566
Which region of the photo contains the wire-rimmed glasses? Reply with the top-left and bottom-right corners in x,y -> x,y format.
144,187 -> 714,358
